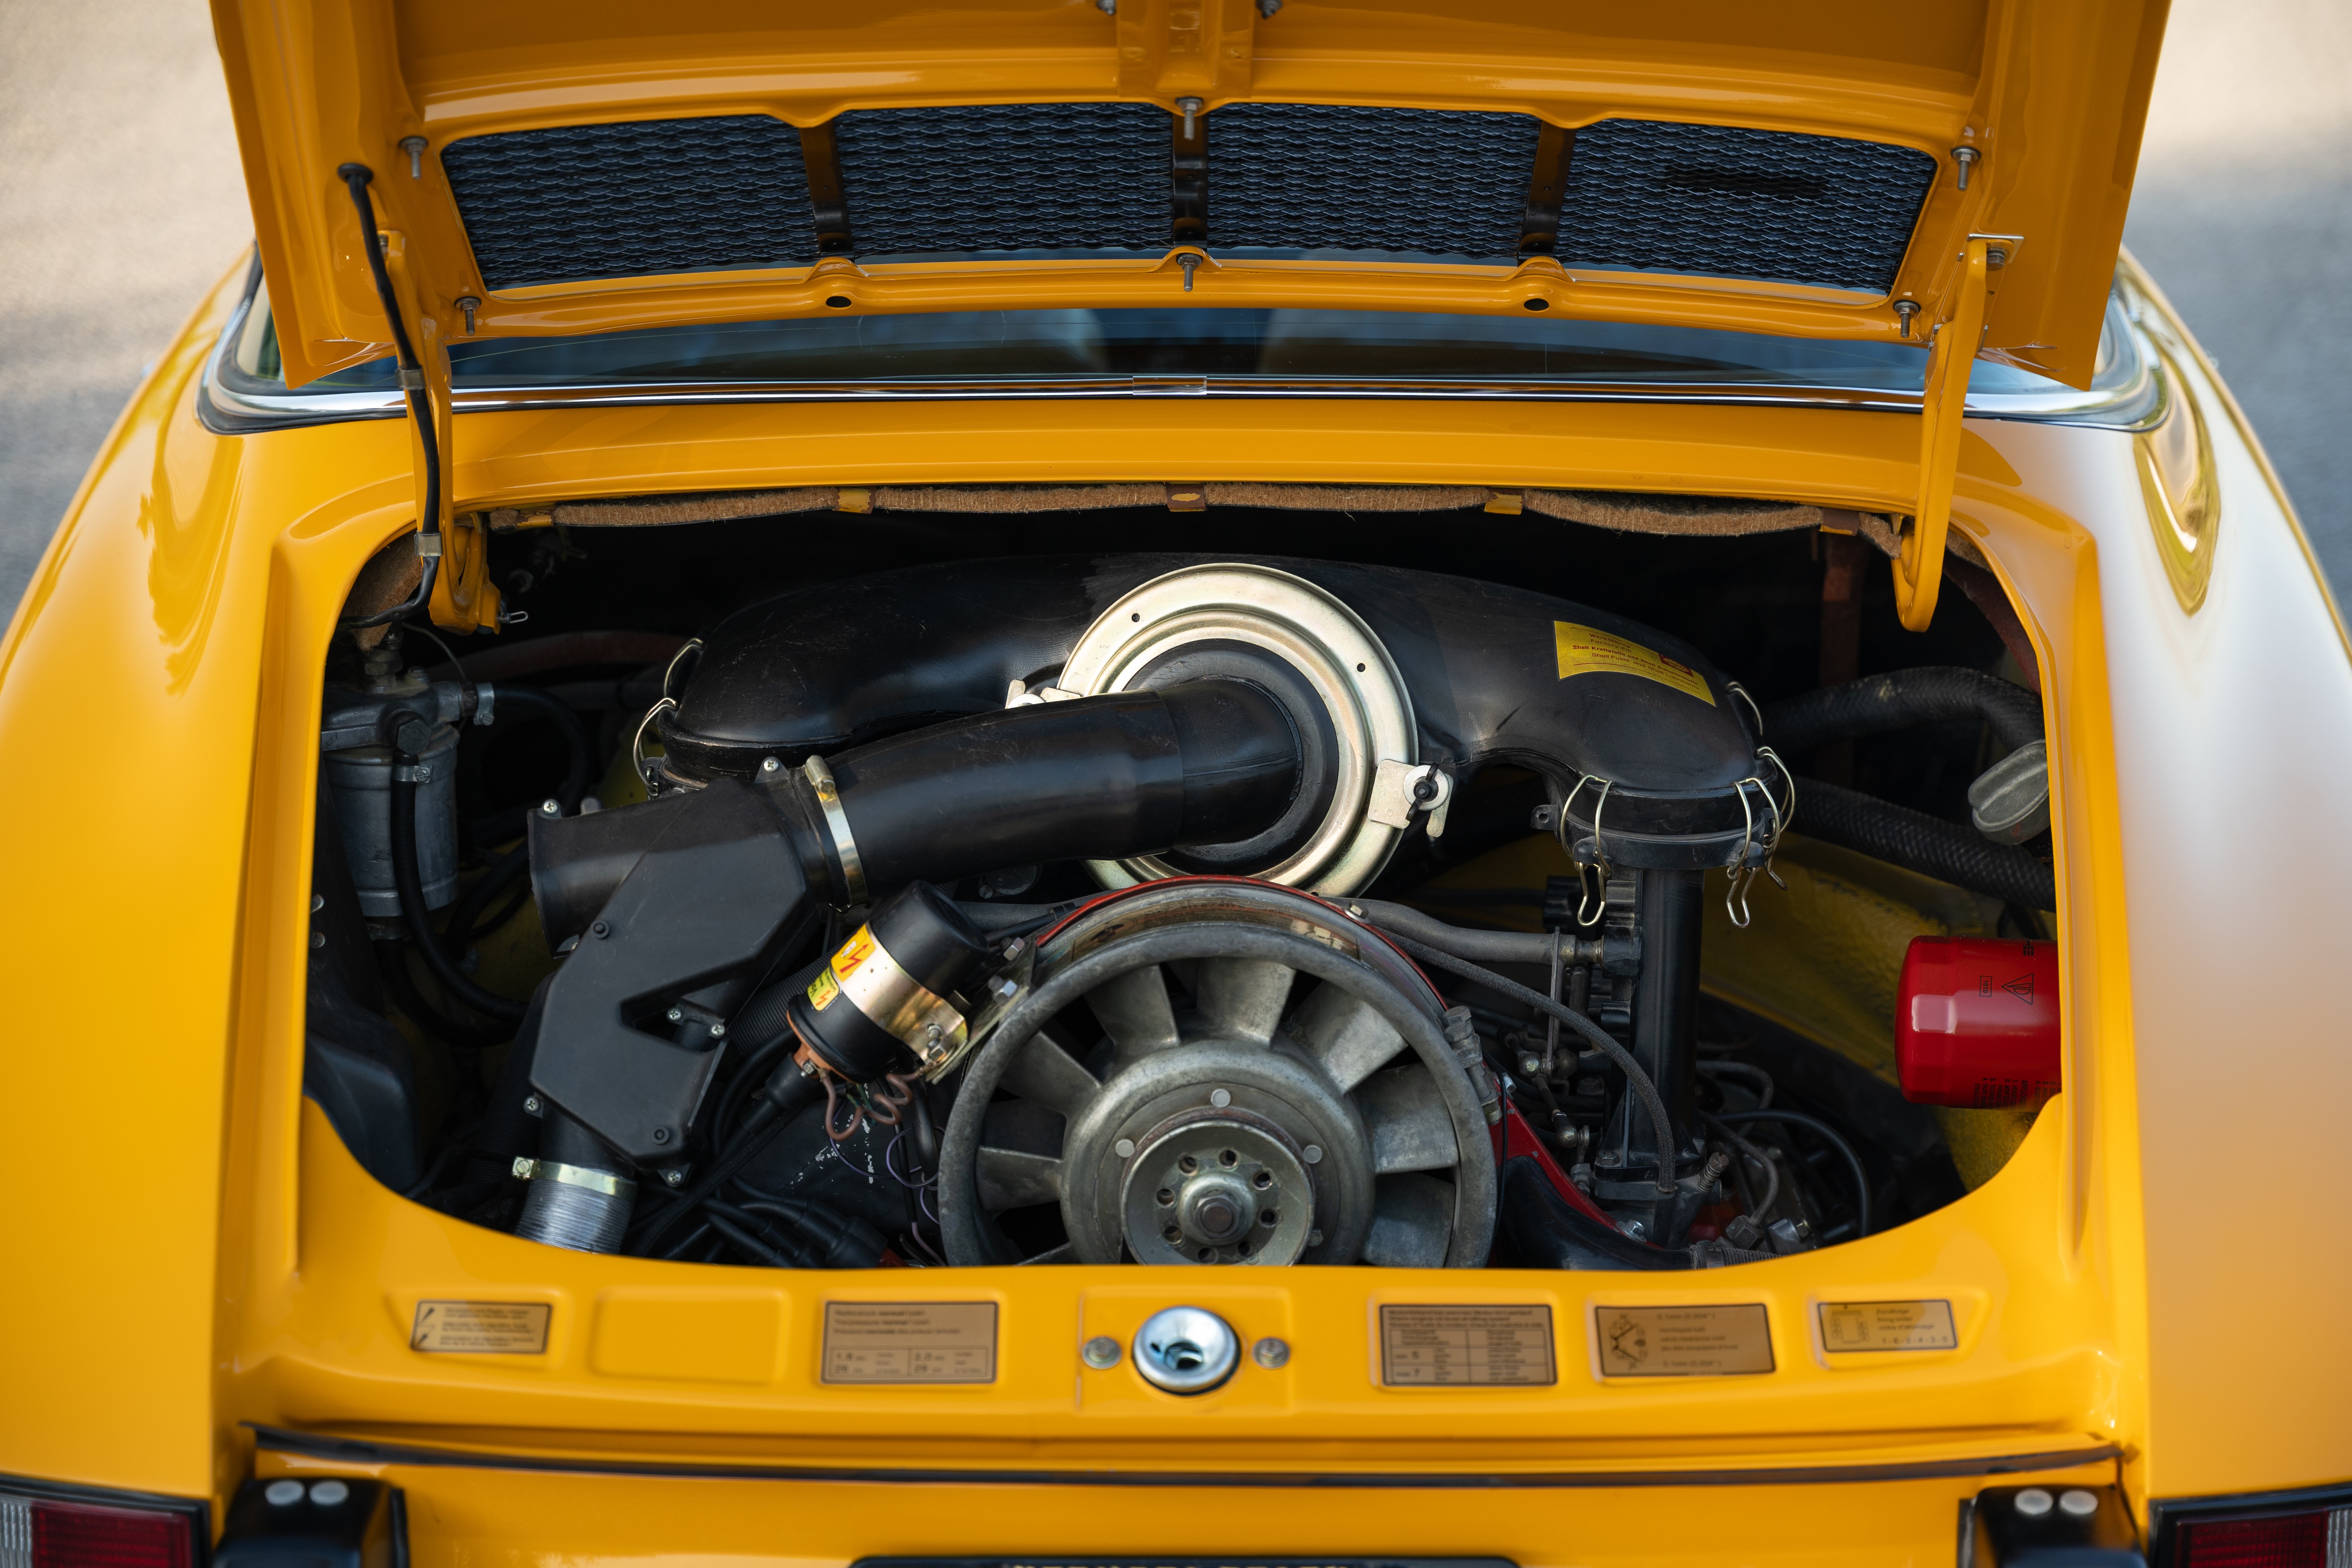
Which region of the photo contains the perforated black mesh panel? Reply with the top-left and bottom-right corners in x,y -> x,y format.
835,103 -> 1170,255
440,106 -> 1937,296
442,116 -> 817,289
1209,103 -> 1538,258
1560,121 -> 1937,293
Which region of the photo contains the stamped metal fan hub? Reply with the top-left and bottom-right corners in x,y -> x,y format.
1121,1106 -> 1320,1266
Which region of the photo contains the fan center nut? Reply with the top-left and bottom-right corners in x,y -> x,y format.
1122,1109 -> 1320,1265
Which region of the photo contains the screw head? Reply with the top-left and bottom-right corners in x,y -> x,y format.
667,1006 -> 684,1023
539,798 -> 561,817
651,1126 -> 671,1145
1307,1227 -> 1325,1247
2060,1490 -> 2100,1518
1082,1335 -> 1122,1369
663,1168 -> 685,1188
1252,1336 -> 1291,1369
2014,1489 -> 2054,1518
760,756 -> 782,774
264,1480 -> 304,1507
1302,1144 -> 1323,1164
591,920 -> 611,938
1114,1138 -> 1136,1159
523,1094 -> 543,1115
1208,1088 -> 1232,1108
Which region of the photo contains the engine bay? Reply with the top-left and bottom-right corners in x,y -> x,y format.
306,496 -> 2058,1274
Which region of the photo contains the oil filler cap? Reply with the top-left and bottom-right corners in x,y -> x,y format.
1133,1305 -> 1239,1395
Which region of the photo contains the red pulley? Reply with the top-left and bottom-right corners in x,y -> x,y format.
1895,936 -> 2062,1107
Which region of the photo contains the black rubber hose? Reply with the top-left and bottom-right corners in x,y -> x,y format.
386,720 -> 529,1025
827,681 -> 1300,897
438,843 -> 529,955
335,163 -> 443,632
531,681 -> 1306,934
1375,930 -> 1677,1201
1352,899 -> 1578,965
1718,1107 -> 1872,1238
627,1068 -> 827,1257
1798,778 -> 2056,909
491,686 -> 594,815
1500,1157 -> 1690,1270
1762,667 -> 2043,756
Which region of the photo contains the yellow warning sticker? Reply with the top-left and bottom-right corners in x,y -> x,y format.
833,924 -> 878,979
805,964 -> 841,1011
1819,1300 -> 1959,1353
410,1300 -> 551,1354
1554,622 -> 1715,706
1595,1304 -> 1773,1377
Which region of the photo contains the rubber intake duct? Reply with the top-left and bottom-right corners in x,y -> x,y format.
531,677 -> 1301,938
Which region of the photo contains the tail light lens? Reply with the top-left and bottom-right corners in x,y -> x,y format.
1895,935 -> 2062,1107
2177,1509 -> 2351,1568
0,1491 -> 197,1568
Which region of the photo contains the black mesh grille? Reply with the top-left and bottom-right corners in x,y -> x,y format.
442,115 -> 816,290
1209,103 -> 1538,259
835,103 -> 1170,255
1560,120 -> 1937,292
440,106 -> 1937,296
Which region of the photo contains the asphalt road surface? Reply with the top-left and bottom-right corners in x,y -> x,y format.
3,0 -> 2348,624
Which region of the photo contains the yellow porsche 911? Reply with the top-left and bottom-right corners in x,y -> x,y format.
6,2 -> 2347,1566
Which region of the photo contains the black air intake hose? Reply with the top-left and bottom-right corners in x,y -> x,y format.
1762,667 -> 2043,756
532,678 -> 1301,938
819,679 -> 1299,899
1798,778 -> 2056,910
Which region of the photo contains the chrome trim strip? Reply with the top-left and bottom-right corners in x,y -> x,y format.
247,1424 -> 2122,1490
198,263 -> 2169,436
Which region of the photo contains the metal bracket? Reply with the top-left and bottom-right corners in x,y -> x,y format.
1368,760 -> 1453,837
1518,122 -> 1578,256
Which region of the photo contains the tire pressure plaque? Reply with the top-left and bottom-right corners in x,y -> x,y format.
822,1301 -> 997,1383
1379,1304 -> 1556,1386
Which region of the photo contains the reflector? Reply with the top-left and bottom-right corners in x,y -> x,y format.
9,1496 -> 195,1568
2177,1511 -> 2347,1568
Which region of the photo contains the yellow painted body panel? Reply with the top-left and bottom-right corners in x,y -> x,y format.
5,226 -> 2352,1558
212,0 -> 2165,389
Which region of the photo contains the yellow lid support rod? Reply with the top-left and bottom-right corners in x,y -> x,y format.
1895,235 -> 1992,632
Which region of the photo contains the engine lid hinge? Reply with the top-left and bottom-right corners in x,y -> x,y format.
1896,234 -> 1996,632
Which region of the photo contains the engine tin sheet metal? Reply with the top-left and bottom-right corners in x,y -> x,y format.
270,1097 -> 2100,1469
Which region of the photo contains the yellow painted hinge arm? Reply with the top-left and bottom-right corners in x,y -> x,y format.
381,231 -> 501,636
1895,236 -> 1992,632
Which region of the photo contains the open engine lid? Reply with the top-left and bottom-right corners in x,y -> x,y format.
214,0 -> 2165,392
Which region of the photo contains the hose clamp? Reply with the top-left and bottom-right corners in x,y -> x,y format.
511,1157 -> 637,1199
803,754 -> 868,905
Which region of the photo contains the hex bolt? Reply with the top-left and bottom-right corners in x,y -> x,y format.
400,135 -> 426,178
456,295 -> 479,334
651,1126 -> 671,1145
1179,252 -> 1199,292
1082,1335 -> 1122,1369
1896,299 -> 1920,338
1951,145 -> 1978,190
1177,96 -> 1202,138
